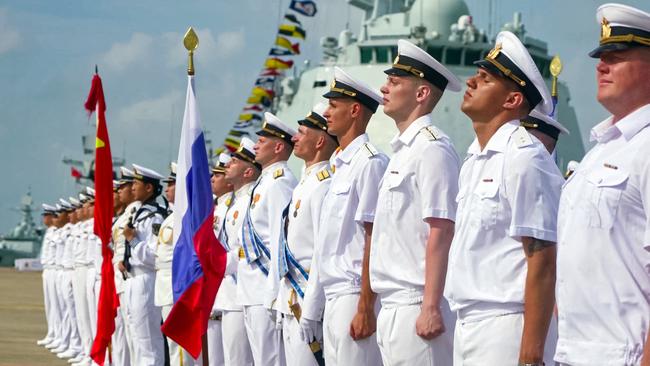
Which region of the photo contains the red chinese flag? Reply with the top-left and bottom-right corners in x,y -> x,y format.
71,167 -> 83,180
85,73 -> 117,366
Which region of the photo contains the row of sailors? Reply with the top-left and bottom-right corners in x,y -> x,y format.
38,3 -> 650,365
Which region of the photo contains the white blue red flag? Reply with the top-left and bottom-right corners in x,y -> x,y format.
161,75 -> 226,358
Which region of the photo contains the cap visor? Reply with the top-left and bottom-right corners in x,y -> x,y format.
322,90 -> 347,99
588,43 -> 639,58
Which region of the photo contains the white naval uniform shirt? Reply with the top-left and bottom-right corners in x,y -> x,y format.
555,104 -> 650,365
237,161 -> 297,307
85,218 -> 103,277
112,201 -> 142,288
73,222 -> 88,268
211,193 -> 232,312
370,116 -> 460,307
61,223 -> 75,269
154,210 -> 175,307
315,133 -> 389,300
40,227 -> 56,268
215,183 -> 253,312
278,161 -> 332,320
129,201 -> 165,272
444,121 -> 563,320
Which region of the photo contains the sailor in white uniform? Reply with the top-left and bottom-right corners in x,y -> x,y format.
69,196 -> 93,365
315,66 -> 388,365
122,164 -> 167,365
520,109 -> 570,159
238,114 -> 297,366
369,39 -> 462,366
37,204 -> 58,348
215,140 -> 258,366
112,167 -> 141,366
444,31 -> 563,365
155,162 -> 200,366
278,102 -> 338,366
55,198 -> 83,360
555,4 -> 650,365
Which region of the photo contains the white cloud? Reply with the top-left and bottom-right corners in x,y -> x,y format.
101,32 -> 154,72
0,8 -> 20,55
214,29 -> 245,58
117,90 -> 183,125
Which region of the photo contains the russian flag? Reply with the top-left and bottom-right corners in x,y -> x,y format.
161,75 -> 226,359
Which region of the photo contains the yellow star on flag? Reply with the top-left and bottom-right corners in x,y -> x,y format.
96,137 -> 105,148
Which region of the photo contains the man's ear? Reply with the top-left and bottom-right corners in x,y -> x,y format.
350,102 -> 361,119
315,134 -> 326,150
415,84 -> 431,103
502,91 -> 525,111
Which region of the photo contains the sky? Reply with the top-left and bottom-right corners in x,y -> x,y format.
0,0 -> 646,234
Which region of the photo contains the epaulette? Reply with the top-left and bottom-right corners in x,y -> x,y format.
316,169 -> 331,181
420,126 -> 441,141
273,168 -> 284,179
512,126 -> 533,148
362,142 -> 378,158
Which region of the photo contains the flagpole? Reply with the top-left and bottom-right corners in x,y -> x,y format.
183,26 -> 210,366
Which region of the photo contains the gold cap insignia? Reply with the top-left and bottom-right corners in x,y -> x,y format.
393,55 -> 400,64
487,43 -> 502,60
601,17 -> 612,40
330,79 -> 336,89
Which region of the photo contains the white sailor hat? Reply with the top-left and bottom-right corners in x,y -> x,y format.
79,193 -> 89,203
590,3 -> 650,57
521,109 -> 569,140
297,101 -> 338,142
475,31 -> 553,115
112,180 -> 121,192
256,112 -> 297,146
162,162 -> 177,183
59,198 -> 74,211
55,203 -> 63,213
132,163 -> 165,184
119,166 -> 136,185
42,203 -> 57,215
323,67 -> 384,113
385,39 -> 462,92
232,137 -> 261,170
85,187 -> 95,197
69,197 -> 81,208
212,153 -> 232,175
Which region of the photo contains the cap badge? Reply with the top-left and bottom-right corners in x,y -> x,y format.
487,43 -> 502,60
601,17 -> 611,40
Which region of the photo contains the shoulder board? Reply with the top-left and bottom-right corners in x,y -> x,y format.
316,169 -> 331,181
273,168 -> 284,179
512,126 -> 533,148
420,126 -> 441,141
362,142 -> 378,158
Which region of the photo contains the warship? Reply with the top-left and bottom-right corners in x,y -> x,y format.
272,0 -> 585,169
0,191 -> 44,267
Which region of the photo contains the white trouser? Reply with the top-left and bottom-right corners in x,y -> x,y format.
242,305 -> 285,366
207,315 -> 224,366
376,303 -> 454,366
323,293 -> 382,366
86,267 -> 98,339
41,268 -> 53,340
60,269 -> 82,353
453,312 -> 558,365
72,266 -> 92,358
282,314 -> 320,366
111,295 -> 131,366
161,304 -> 202,366
124,271 -> 164,366
51,269 -> 65,344
221,310 -> 253,366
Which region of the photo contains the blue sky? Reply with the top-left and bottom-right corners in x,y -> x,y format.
0,0 -> 646,234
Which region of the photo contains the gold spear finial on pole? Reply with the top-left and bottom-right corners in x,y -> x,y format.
550,55 -> 563,98
183,27 -> 199,75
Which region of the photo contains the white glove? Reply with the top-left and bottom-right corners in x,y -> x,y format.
298,317 -> 322,343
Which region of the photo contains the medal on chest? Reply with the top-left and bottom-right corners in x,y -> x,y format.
232,210 -> 239,225
293,199 -> 301,218
251,193 -> 261,209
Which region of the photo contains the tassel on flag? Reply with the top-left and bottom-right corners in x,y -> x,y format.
85,71 -> 118,366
